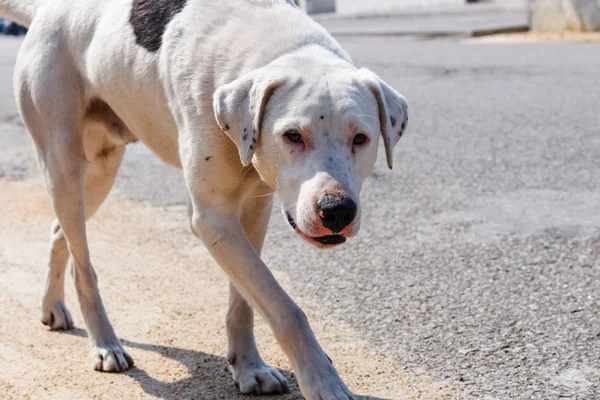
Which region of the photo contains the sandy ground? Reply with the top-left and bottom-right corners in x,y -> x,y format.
0,178 -> 462,400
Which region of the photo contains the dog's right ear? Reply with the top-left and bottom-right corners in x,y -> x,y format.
213,68 -> 285,166
358,68 -> 408,170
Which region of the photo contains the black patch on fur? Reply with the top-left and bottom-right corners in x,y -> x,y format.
320,115 -> 324,120
252,138 -> 257,143
205,156 -> 212,161
224,124 -> 230,131
390,116 -> 397,128
130,0 -> 188,53
243,134 -> 248,140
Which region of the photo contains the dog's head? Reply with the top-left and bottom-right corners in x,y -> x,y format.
214,52 -> 408,248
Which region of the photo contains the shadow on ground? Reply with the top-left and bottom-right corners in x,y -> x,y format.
64,329 -> 390,400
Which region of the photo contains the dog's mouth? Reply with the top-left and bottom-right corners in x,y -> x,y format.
286,213 -> 347,247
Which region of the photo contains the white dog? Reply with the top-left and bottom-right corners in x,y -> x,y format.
0,0 -> 408,398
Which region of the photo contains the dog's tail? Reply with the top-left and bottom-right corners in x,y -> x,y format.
0,0 -> 41,28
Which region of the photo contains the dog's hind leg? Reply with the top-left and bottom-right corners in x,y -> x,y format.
40,219 -> 73,330
35,120 -> 130,372
15,37 -> 132,370
41,105 -> 127,332
226,190 -> 289,394
41,139 -> 126,331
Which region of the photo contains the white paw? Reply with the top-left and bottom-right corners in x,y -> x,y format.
91,342 -> 134,372
305,377 -> 354,400
300,356 -> 354,400
41,301 -> 74,330
229,359 -> 289,395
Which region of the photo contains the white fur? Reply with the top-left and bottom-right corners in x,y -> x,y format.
0,0 -> 408,398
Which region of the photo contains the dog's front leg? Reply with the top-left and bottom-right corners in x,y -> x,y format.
225,193 -> 289,394
189,202 -> 353,400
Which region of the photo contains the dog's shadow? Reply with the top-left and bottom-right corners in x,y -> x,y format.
64,329 -> 390,400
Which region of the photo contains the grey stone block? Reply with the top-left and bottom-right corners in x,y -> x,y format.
530,0 -> 600,31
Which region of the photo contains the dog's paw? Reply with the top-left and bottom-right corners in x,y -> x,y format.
230,360 -> 289,395
91,343 -> 134,372
41,301 -> 74,330
299,355 -> 354,400
305,381 -> 354,400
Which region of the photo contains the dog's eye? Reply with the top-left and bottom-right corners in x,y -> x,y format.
353,133 -> 368,146
284,130 -> 303,144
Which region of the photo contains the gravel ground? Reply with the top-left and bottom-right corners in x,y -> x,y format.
1,31 -> 599,400
0,179 -> 457,400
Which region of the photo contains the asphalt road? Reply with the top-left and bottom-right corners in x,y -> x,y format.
1,31 -> 599,400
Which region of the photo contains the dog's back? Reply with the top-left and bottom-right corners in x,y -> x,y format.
0,0 -> 38,27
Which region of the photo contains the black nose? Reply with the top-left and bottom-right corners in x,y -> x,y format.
316,196 -> 357,233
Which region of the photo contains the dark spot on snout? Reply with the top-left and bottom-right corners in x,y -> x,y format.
243,134 -> 248,140
390,116 -> 397,127
317,195 -> 357,233
249,145 -> 254,150
130,0 -> 188,53
320,115 -> 324,120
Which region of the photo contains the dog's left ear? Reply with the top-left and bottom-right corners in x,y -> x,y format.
359,68 -> 409,170
213,68 -> 285,166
